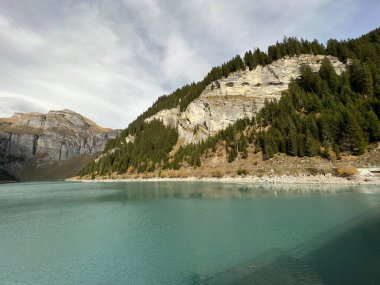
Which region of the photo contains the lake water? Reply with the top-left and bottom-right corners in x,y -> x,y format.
0,181 -> 380,284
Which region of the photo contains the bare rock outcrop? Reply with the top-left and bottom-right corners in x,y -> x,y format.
146,55 -> 346,144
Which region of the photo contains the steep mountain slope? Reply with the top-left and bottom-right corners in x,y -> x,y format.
146,55 -> 345,144
80,27 -> 380,178
0,109 -> 118,180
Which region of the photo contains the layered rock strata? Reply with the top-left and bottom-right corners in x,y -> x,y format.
0,109 -> 118,162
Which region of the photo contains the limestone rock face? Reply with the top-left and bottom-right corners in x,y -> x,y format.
0,109 -> 119,162
146,55 -> 346,144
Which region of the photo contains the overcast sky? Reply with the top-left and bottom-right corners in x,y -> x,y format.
0,0 -> 379,128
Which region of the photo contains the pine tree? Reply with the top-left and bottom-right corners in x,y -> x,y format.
319,57 -> 339,92
340,112 -> 366,155
286,130 -> 298,156
367,111 -> 380,142
350,60 -> 374,95
305,130 -> 319,156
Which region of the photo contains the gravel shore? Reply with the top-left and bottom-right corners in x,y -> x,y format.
71,168 -> 380,185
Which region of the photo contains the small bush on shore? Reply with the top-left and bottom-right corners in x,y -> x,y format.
237,168 -> 248,176
212,171 -> 224,178
336,167 -> 358,177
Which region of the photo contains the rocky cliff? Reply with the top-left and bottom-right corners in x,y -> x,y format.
0,109 -> 118,180
146,55 -> 346,144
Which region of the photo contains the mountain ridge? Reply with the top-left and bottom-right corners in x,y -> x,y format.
79,27 -> 380,179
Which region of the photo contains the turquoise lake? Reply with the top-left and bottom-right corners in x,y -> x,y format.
0,181 -> 380,284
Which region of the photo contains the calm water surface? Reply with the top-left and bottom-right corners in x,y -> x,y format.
0,181 -> 380,284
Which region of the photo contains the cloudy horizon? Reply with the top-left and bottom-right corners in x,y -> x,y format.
0,0 -> 379,129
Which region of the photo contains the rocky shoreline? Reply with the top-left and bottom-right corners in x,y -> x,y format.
71,168 -> 380,185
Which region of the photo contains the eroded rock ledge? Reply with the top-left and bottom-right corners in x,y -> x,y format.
146,55 -> 346,144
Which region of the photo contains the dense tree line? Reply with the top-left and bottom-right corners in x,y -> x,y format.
267,37 -> 325,61
80,120 -> 178,175
255,57 -> 380,160
80,27 -> 380,177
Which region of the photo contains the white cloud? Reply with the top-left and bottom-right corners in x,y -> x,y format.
0,15 -> 45,52
162,34 -> 210,83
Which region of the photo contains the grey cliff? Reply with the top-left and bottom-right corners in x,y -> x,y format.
0,109 -> 118,163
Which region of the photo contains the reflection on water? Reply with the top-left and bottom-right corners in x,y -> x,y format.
0,181 -> 377,211
93,182 -> 373,200
92,182 -> 378,200
0,181 -> 379,285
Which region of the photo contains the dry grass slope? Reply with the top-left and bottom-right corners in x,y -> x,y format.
10,154 -> 97,181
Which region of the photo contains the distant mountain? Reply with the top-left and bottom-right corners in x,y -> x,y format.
78,27 -> 380,179
0,109 -> 119,181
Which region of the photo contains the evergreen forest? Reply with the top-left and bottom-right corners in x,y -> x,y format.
80,27 -> 380,177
